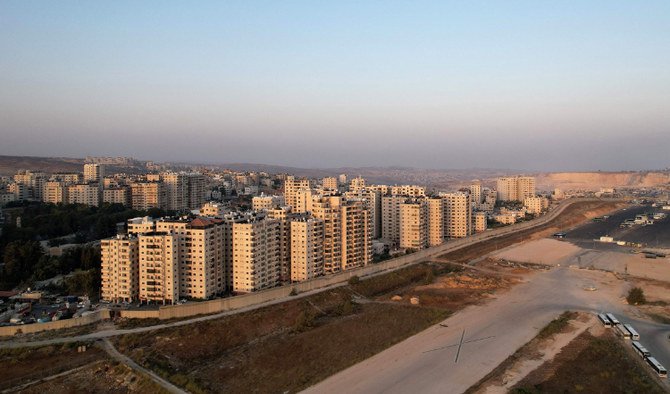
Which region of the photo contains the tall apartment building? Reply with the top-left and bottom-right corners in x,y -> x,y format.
252,194 -> 285,211
391,185 -> 425,197
232,217 -> 282,292
381,195 -> 405,247
156,218 -> 226,299
524,196 -> 549,215
290,216 -> 324,282
103,186 -> 131,206
138,232 -> 179,304
83,163 -> 105,184
340,199 -> 372,270
44,181 -> 68,204
283,176 -> 310,212
188,173 -> 206,210
496,176 -> 536,202
427,197 -> 444,247
130,182 -> 166,211
53,173 -> 82,184
311,196 -> 342,274
14,170 -> 47,201
470,180 -> 482,209
101,234 -> 139,303
163,172 -> 188,211
322,177 -> 338,191
442,193 -> 472,238
67,183 -> 100,206
399,199 -> 428,250
349,176 -> 366,193
345,188 -> 382,239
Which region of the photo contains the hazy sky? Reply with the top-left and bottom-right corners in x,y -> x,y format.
1,1 -> 668,171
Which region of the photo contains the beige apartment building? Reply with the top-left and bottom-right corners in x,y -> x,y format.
473,212 -> 488,233
232,217 -> 282,293
188,173 -> 206,210
163,172 -> 188,211
340,199 -> 372,270
14,170 -> 47,200
103,186 -> 131,206
44,181 -> 68,204
524,196 -> 549,215
130,182 -> 166,211
322,177 -> 338,191
200,201 -> 226,217
83,163 -> 105,184
53,173 -> 82,184
442,193 -> 472,238
349,176 -> 366,193
345,188 -> 382,239
470,180 -> 482,209
399,199 -> 428,250
427,197 -> 444,246
155,217 -> 226,299
381,195 -> 405,247
391,185 -> 425,197
283,176 -> 310,212
67,183 -> 100,207
252,194 -> 285,211
290,216 -> 324,282
138,232 -> 179,304
101,234 -> 139,303
311,196 -> 343,274
496,176 -> 536,202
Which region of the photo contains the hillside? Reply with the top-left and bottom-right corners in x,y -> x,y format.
535,171 -> 670,191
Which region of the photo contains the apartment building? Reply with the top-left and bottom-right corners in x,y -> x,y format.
290,216 -> 324,282
473,211 -> 488,233
344,188 -> 382,239
83,163 -> 105,184
349,176 -> 366,193
427,197 -> 444,247
13,170 -> 46,200
399,199 -> 428,250
524,196 -> 549,215
101,234 -> 139,303
322,177 -> 338,191
442,192 -> 472,238
470,180 -> 482,209
163,172 -> 188,211
496,176 -> 536,202
340,199 -> 372,270
138,232 -> 179,304
283,176 -> 310,212
130,182 -> 166,211
188,173 -> 206,210
252,194 -> 285,211
391,185 -> 425,197
200,201 -> 226,217
381,195 -> 405,247
44,181 -> 68,204
103,186 -> 131,206
311,196 -> 342,274
67,183 -> 100,207
232,217 -> 282,292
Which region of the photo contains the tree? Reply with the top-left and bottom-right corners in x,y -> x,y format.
1,240 -> 44,288
627,287 -> 646,305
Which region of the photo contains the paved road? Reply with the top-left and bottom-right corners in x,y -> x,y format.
303,267 -> 670,394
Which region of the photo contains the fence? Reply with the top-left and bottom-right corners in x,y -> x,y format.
0,309 -> 110,337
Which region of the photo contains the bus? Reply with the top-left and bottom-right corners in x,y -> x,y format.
632,341 -> 650,358
646,357 -> 668,378
606,313 -> 620,326
598,313 -> 611,327
616,324 -> 631,339
624,324 -> 640,340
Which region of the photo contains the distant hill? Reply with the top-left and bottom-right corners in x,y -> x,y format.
0,155 -> 85,175
534,171 -> 670,191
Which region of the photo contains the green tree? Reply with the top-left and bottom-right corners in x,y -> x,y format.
1,240 -> 44,287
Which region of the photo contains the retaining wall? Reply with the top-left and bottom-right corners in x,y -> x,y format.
0,309 -> 110,337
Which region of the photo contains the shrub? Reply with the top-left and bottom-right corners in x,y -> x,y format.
289,288 -> 298,296
627,287 -> 646,305
348,275 -> 360,285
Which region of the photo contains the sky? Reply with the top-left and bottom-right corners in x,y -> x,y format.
1,1 -> 669,172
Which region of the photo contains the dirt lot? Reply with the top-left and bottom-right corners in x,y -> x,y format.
441,200 -> 624,263
0,342 -> 103,391
112,262 -> 514,393
17,360 -> 168,394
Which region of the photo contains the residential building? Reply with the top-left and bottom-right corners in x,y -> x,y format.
496,176 -> 536,202
311,196 -> 342,274
427,197 -> 444,246
381,195 -> 405,247
44,181 -> 68,204
442,192 -> 472,238
232,217 -> 282,292
340,199 -> 372,270
349,176 -> 366,193
252,194 -> 285,211
103,186 -> 131,206
201,201 -> 226,217
67,183 -> 100,206
391,185 -> 425,197
283,176 -> 310,212
399,199 -> 428,250
473,212 -> 488,233
84,163 -> 105,184
101,234 -> 139,303
138,232 -> 179,304
322,177 -> 338,191
290,216 -> 324,282
130,182 -> 166,211
524,196 -> 549,215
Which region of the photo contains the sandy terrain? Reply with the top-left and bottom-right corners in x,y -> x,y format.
493,238 -> 670,282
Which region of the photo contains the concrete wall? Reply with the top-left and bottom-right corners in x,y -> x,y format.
155,198 -> 612,320
0,309 -> 110,337
118,309 -> 160,319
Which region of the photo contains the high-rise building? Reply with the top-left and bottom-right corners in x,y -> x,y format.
163,172 -> 188,211
311,196 -> 342,274
473,212 -> 488,233
130,182 -> 166,211
201,201 -> 226,217
340,199 -> 372,270
427,197 -> 444,247
381,195 -> 405,247
496,176 -> 536,202
349,176 -> 366,193
442,192 -> 472,238
252,195 -> 285,211
390,185 -> 426,197
103,186 -> 131,206
232,217 -> 282,292
524,196 -> 549,215
470,180 -> 482,209
345,188 -> 382,239
67,183 -> 100,207
187,173 -> 206,210
83,163 -> 105,184
290,216 -> 324,282
322,177 -> 338,191
101,234 -> 139,303
13,170 -> 47,201
283,176 -> 310,212
400,199 -> 428,250
44,181 -> 68,204
138,232 -> 179,304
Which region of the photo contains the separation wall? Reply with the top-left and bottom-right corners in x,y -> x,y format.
0,309 -> 110,337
